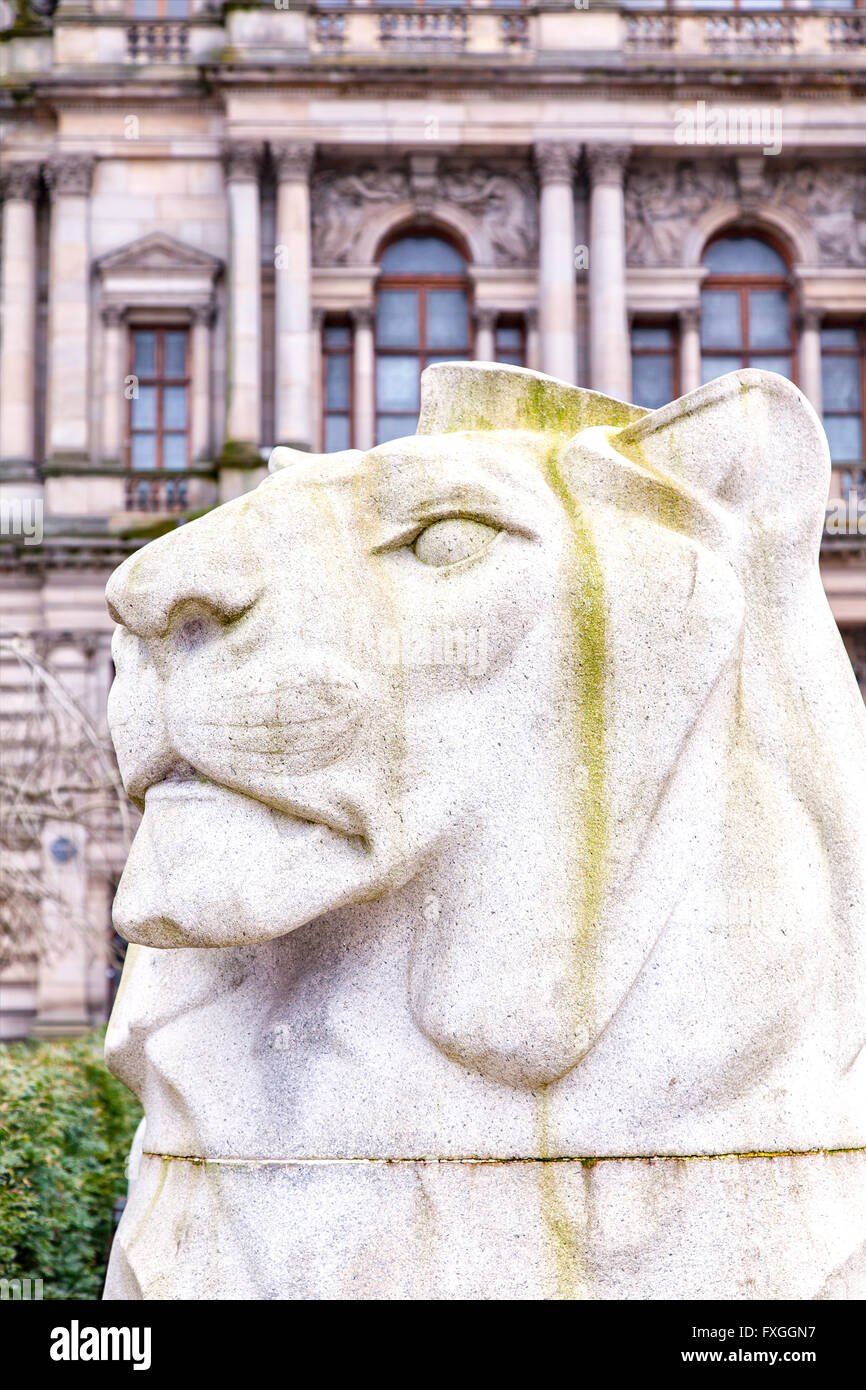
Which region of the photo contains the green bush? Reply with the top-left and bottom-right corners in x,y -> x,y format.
0,1029 -> 142,1300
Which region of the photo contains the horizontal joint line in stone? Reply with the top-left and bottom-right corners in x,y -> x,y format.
142,1147 -> 866,1168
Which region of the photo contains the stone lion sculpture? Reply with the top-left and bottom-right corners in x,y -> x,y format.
103,363 -> 866,1300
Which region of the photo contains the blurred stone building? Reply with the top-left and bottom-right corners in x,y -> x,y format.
1,0 -> 864,1036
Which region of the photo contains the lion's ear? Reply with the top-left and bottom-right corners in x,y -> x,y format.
614,370 -> 830,570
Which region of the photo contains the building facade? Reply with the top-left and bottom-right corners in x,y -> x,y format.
1,0 -> 865,1036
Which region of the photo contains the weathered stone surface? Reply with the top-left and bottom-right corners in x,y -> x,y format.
103,363 -> 866,1300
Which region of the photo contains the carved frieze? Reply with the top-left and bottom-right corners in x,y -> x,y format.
438,165 -> 538,267
311,164 -> 409,265
625,161 -> 737,267
626,157 -> 866,268
770,162 -> 866,266
311,158 -> 538,268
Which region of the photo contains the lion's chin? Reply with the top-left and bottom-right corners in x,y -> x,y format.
112,780 -> 378,949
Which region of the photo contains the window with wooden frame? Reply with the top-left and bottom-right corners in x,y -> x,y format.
700,232 -> 796,386
127,326 -> 190,486
375,233 -> 472,446
631,320 -> 680,410
821,323 -> 866,469
322,319 -> 354,452
495,318 -> 526,368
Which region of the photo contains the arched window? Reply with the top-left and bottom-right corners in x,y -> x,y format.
700,232 -> 795,386
375,233 -> 471,444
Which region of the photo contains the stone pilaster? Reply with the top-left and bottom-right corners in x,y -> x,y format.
534,142 -> 578,384
223,141 -> 263,459
587,144 -> 632,400
0,162 -> 41,466
100,305 -> 125,464
273,142 -> 314,450
191,304 -> 214,463
44,155 -> 96,462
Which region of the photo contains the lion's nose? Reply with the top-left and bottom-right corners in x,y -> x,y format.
106,514 -> 262,640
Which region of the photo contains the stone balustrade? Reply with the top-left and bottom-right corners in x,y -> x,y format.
4,5 -> 866,74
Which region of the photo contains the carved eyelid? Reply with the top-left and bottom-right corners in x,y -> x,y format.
161,592 -> 258,638
372,507 -> 536,554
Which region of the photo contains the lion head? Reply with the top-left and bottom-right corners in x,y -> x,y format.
106,363 -> 866,1102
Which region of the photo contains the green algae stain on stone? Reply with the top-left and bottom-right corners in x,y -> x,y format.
544,450 -> 609,947
416,363 -> 647,438
535,1091 -> 584,1300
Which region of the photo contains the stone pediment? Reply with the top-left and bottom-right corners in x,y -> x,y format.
96,233 -> 223,279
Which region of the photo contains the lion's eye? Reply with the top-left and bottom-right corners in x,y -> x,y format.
175,612 -> 223,651
412,518 -> 498,567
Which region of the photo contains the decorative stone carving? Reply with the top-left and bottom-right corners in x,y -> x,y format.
44,155 -> 95,197
439,165 -> 538,267
272,142 -> 315,183
409,152 -> 439,216
311,159 -> 539,268
1,161 -> 41,201
103,362 -> 866,1300
472,306 -> 498,331
348,305 -> 375,329
769,162 -> 866,266
533,141 -> 577,185
586,144 -> 631,186
626,157 -> 866,268
625,160 -> 737,266
222,141 -> 263,184
311,164 -> 409,265
735,153 -> 765,212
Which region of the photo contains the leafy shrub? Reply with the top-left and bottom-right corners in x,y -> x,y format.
0,1029 -> 142,1300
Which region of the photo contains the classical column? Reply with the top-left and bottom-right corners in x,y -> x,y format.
0,163 -> 40,465
679,307 -> 702,397
587,145 -> 632,401
223,141 -> 263,456
798,309 -> 823,418
534,142 -> 578,384
273,142 -> 314,450
473,307 -> 497,364
44,155 -> 95,462
350,306 -> 375,453
101,305 -> 125,463
191,304 -> 214,461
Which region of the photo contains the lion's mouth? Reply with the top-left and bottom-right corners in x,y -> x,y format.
143,770 -> 366,842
